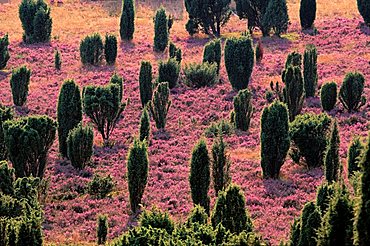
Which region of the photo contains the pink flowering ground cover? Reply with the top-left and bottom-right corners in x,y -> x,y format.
0,1 -> 369,245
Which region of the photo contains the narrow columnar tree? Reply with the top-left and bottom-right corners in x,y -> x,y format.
120,0 -> 135,41
104,34 -> 117,65
320,82 -> 337,111
324,121 -> 341,183
127,138 -> 149,213
297,201 -> 321,246
148,82 -> 171,131
189,139 -> 211,214
300,0 -> 316,29
203,39 -> 221,74
54,49 -> 62,70
67,124 -> 94,170
261,0 -> 289,37
139,61 -> 153,107
0,34 -> 10,70
110,72 -> 123,102
139,107 -> 150,142
10,66 -> 31,107
260,101 -> 290,179
0,105 -> 13,161
303,44 -> 318,97
212,134 -> 231,195
57,79 -> 82,158
339,72 -> 366,112
97,214 -> 108,245
211,184 -> 253,234
347,136 -> 364,177
316,181 -> 335,214
232,89 -> 253,131
357,0 -> 370,25
154,7 -> 169,52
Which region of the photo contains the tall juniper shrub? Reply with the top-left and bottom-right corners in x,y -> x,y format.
10,66 -> 31,107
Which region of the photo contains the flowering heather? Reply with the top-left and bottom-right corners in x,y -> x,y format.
0,1 -> 369,245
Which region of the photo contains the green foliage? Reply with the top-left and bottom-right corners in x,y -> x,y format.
303,44 -> 318,97
67,124 -> 94,170
83,83 -> 127,144
357,0 -> 370,25
157,58 -> 180,89
97,214 -> 108,245
232,89 -> 253,131
316,182 -> 335,214
19,0 -> 52,44
187,205 -> 208,225
3,115 -> 56,179
154,7 -> 169,52
57,79 -> 82,158
204,120 -> 234,138
289,113 -> 332,168
120,0 -> 135,40
212,134 -> 231,195
190,139 -> 211,214
285,51 -> 302,68
139,107 -> 150,142
339,72 -> 366,112
184,62 -> 218,88
139,60 -> 153,107
324,121 -> 341,183
0,105 -> 13,161
87,174 -> 114,199
10,65 -> 31,107
289,218 -> 301,246
347,136 -> 364,177
109,72 -> 123,102
104,34 -> 117,65
169,42 -> 182,64
282,65 -> 305,121
184,0 -> 232,36
80,33 -> 104,65
140,207 -> 175,234
235,0 -> 270,35
148,82 -> 171,131
297,201 -> 321,246
224,36 -> 254,91
0,161 -> 14,195
203,39 -> 221,74
260,101 -> 290,179
54,49 -> 61,70
320,82 -> 337,111
300,0 -> 316,29
0,34 -> 10,70
211,184 -> 253,234
255,40 -> 264,63
261,0 -> 289,36
127,138 -> 149,213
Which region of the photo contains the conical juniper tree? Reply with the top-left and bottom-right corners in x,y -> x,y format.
347,136 -> 364,177
0,105 -> 13,161
297,201 -> 321,246
139,61 -> 153,108
139,107 -> 150,142
154,7 -> 169,52
300,0 -> 316,29
120,0 -> 135,41
211,133 -> 231,195
324,121 -> 341,183
232,89 -> 253,131
0,34 -> 10,70
148,82 -> 171,131
303,44 -> 318,97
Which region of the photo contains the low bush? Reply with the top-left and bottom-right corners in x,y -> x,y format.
204,120 -> 233,138
140,207 -> 175,234
339,72 -> 366,112
232,89 -> 253,131
203,39 -> 221,74
157,58 -> 180,89
67,124 -> 94,170
80,33 -> 104,65
10,66 -> 31,107
87,174 -> 114,199
184,62 -> 218,88
320,82 -> 337,111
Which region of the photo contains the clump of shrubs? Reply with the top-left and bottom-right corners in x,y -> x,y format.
0,34 -> 10,70
154,7 -> 169,52
67,124 -> 94,170
80,33 -> 104,66
10,65 -> 31,107
104,34 -> 117,65
184,62 -> 218,88
140,207 -> 175,234
203,39 -> 221,74
54,49 -> 62,70
19,0 -> 52,43
204,120 -> 233,138
339,72 -> 366,112
88,174 -> 114,199
224,36 -> 254,91
148,82 -> 171,131
320,82 -> 337,111
303,44 -> 318,97
231,89 -> 253,131
139,61 -> 153,107
169,42 -> 182,64
120,0 -> 135,41
157,58 -> 180,89
300,0 -> 317,29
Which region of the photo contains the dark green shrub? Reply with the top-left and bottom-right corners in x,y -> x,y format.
139,107 -> 150,142
185,18 -> 198,36
0,34 -> 10,70
224,36 -> 254,91
190,139 -> 210,214
97,214 -> 108,245
169,42 -> 182,64
203,39 -> 221,74
212,134 -> 231,195
289,218 -> 301,246
232,89 -> 253,131
127,138 -> 149,213
140,207 -> 174,234
316,181 -> 335,214
80,33 -> 104,65
184,0 -> 231,37
204,120 -> 233,138
235,0 -> 270,35
54,49 -> 61,70
303,44 -> 318,97
300,0 -> 316,29
83,83 -> 127,144
3,115 -> 57,179
282,65 -> 305,121
19,0 -> 52,44
0,105 -> 13,161
139,61 -> 153,107
57,79 -> 82,158
347,136 -> 364,177
290,113 -> 332,168
261,0 -> 289,36
10,65 -> 31,107
227,231 -> 264,245
104,34 -> 117,65
167,14 -> 174,32
148,82 -> 171,131
285,51 -> 302,68
120,0 -> 135,40
67,124 -> 94,170
88,174 -> 114,199
339,72 -> 366,112
211,183 -> 253,234
184,62 -> 218,88
260,101 -> 290,179
255,40 -> 263,63
357,0 -> 370,25
110,72 -> 123,102
154,7 -> 169,52
0,161 -> 14,195
324,121 -> 341,183
320,82 -> 337,111
297,201 -> 321,246
187,205 -> 208,225
157,58 -> 180,89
